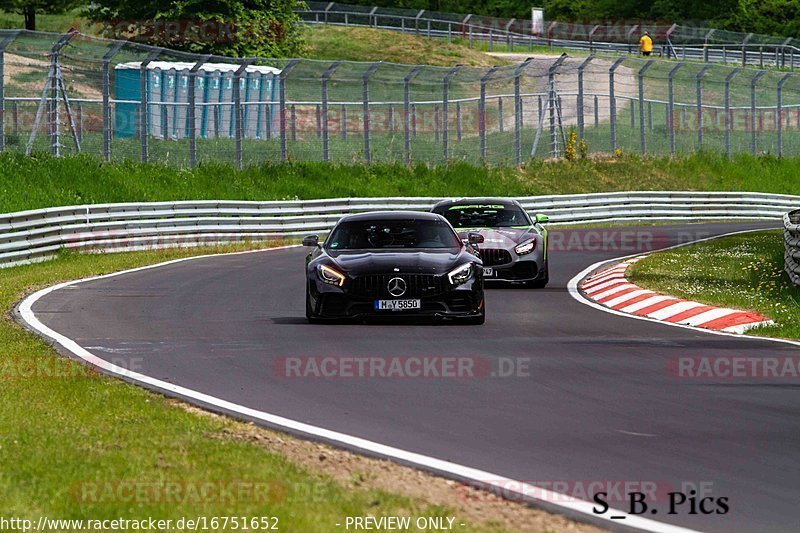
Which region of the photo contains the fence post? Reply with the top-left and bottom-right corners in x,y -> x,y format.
321,61 -> 340,163
609,57 -> 626,153
403,66 -> 422,165
101,41 -> 124,162
750,70 -> 767,156
137,49 -> 161,163
696,65 -> 711,150
442,65 -> 461,160
514,58 -> 533,165
667,63 -> 685,154
637,60 -> 655,154
279,59 -> 299,162
362,61 -> 380,164
233,59 -> 254,169
724,67 -> 742,158
479,66 -> 499,162
187,55 -> 210,168
577,56 -> 595,141
778,73 -> 793,157
0,32 -> 18,153
742,33 -> 753,67
44,32 -> 77,157
547,54 -> 567,158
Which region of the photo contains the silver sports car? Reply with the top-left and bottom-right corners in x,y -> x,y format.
431,198 -> 549,288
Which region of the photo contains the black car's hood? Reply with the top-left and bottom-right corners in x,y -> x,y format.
327,249 -> 468,276
456,227 -> 538,248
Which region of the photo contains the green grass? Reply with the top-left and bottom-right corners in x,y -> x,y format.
0,8 -> 97,34
0,244 -> 507,530
2,151 -> 800,214
627,230 -> 800,339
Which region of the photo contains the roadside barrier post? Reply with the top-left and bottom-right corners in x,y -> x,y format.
139,49 -> 161,164
404,65 -> 422,165
667,63 -> 685,154
321,61 -> 341,163
750,70 -> 766,155
696,65 -> 712,150
777,73 -> 793,157
608,57 -> 626,153
362,61 -> 380,164
442,65 -> 461,160
479,66 -> 499,162
0,31 -> 19,153
279,59 -> 299,162
187,55 -> 210,168
637,60 -> 655,153
724,67 -> 743,158
577,56 -> 595,141
514,58 -> 533,165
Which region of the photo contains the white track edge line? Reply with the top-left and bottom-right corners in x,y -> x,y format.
15,244 -> 699,533
568,227 -> 800,348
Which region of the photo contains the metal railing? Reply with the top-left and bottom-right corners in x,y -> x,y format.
2,192 -> 794,268
784,209 -> 800,285
298,2 -> 800,69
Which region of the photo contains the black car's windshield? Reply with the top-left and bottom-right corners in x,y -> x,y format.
327,219 -> 461,250
438,204 -> 531,228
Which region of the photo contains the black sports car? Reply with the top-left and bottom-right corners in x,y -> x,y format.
431,198 -> 549,288
303,211 -> 485,324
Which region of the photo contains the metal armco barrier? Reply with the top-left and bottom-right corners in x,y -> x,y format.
784,209 -> 800,285
1,192 -> 796,268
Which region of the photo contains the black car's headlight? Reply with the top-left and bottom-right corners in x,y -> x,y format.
515,239 -> 536,256
317,264 -> 345,286
448,263 -> 473,286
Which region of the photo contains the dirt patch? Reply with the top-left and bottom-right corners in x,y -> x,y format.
5,52 -> 102,101
175,401 -> 606,532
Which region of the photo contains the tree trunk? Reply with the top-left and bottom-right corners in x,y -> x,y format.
23,6 -> 35,31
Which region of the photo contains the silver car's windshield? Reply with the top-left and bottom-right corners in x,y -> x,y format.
439,204 -> 531,228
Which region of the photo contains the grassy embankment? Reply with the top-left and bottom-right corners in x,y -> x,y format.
628,230 -> 800,340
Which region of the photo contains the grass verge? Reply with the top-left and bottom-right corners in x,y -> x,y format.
2,151 -> 800,214
627,230 -> 800,339
0,244 -> 603,532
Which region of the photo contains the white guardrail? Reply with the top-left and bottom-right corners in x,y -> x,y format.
1,191 -> 797,269
784,209 -> 800,285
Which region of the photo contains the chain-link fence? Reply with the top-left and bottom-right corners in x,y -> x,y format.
300,2 -> 800,69
4,29 -> 800,169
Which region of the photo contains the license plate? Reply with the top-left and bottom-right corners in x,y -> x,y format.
483,267 -> 494,277
374,299 -> 421,311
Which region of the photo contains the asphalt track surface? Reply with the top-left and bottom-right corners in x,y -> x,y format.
28,221 -> 800,532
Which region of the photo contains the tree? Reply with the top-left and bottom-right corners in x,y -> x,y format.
86,0 -> 306,58
0,0 -> 85,31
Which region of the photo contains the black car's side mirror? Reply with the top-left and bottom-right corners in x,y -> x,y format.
467,232 -> 484,245
302,235 -> 319,247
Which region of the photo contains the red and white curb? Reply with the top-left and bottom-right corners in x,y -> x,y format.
580,256 -> 774,334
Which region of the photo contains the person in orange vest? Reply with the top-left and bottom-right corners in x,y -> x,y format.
639,31 -> 653,56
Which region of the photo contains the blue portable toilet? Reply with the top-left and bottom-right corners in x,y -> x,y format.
114,61 -> 281,140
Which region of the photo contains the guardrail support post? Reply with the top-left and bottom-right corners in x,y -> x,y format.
279,59 -> 299,162
750,70 -> 767,156
403,65 -> 422,165
778,73 -> 793,157
443,65 -> 461,161
187,55 -> 210,168
637,60 -> 655,153
667,63 -> 685,154
321,61 -> 340,163
480,66 -> 499,162
609,57 -> 626,153
577,56 -> 595,141
139,49 -> 161,164
724,67 -> 743,158
362,61 -> 380,164
0,31 -> 18,153
696,65 -> 711,150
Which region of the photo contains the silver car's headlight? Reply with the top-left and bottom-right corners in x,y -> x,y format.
317,264 -> 345,286
515,239 -> 536,256
448,263 -> 473,285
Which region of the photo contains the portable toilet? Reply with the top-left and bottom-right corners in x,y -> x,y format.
114,61 -> 281,140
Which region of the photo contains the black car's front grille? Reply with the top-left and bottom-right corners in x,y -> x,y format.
480,248 -> 512,266
349,273 -> 447,298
